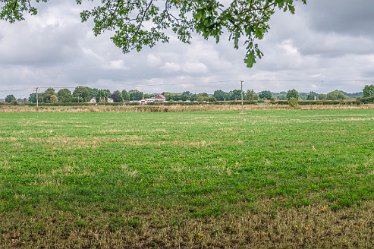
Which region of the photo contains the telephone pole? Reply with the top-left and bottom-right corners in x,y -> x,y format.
241,80 -> 244,114
35,87 -> 39,109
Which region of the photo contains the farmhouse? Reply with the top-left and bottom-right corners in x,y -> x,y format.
17,98 -> 28,104
89,98 -> 113,103
154,94 -> 166,102
145,94 -> 166,103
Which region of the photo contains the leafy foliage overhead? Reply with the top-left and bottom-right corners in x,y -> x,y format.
0,0 -> 306,67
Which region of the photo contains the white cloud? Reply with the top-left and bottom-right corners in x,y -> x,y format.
147,54 -> 163,67
183,62 -> 208,74
162,62 -> 181,73
106,60 -> 129,70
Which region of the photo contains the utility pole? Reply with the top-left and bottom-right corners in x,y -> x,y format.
36,87 -> 39,109
241,80 -> 244,114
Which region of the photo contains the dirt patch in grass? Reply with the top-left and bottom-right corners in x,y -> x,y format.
172,140 -> 218,147
28,137 -> 104,149
0,137 -> 18,141
25,136 -> 219,149
26,136 -> 147,149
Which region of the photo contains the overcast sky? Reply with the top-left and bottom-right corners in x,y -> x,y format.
1,0 -> 373,98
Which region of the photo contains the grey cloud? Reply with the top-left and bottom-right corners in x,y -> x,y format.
306,0 -> 374,37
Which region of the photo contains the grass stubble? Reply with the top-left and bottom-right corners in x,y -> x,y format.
0,109 -> 373,248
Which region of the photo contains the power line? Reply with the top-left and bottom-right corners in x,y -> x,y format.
134,79 -> 373,88
34,86 -> 77,89
0,88 -> 35,92
0,78 -> 372,90
135,79 -> 241,87
240,80 -> 244,114
241,79 -> 374,82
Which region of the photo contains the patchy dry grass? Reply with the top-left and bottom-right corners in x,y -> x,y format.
0,109 -> 373,248
0,202 -> 373,248
1,104 -> 374,113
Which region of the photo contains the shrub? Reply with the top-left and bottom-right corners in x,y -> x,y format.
326,90 -> 348,100
288,98 -> 299,107
358,96 -> 374,104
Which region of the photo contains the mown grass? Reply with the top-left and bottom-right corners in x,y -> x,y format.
0,109 -> 373,248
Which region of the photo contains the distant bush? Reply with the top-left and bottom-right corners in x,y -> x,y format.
288,98 -> 299,108
299,100 -> 359,105
216,100 -> 259,105
272,100 -> 359,105
326,90 -> 348,100
358,96 -> 374,104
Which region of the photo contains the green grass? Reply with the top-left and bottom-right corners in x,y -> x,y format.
0,109 -> 373,248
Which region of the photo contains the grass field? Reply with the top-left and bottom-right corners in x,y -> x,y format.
1,109 -> 373,248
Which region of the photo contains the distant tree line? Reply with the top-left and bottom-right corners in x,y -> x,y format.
2,85 -> 374,105
26,87 -> 147,104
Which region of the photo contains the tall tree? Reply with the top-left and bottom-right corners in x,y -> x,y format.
213,90 -> 228,101
326,90 -> 347,100
121,90 -> 130,101
307,91 -> 319,100
0,0 -> 306,68
245,90 -> 258,100
318,94 -> 327,100
73,86 -> 94,102
181,91 -> 193,101
363,85 -> 374,98
5,94 -> 16,103
50,95 -> 58,104
57,89 -> 72,103
229,90 -> 242,100
258,90 -> 272,100
129,90 -> 144,101
96,89 -> 111,103
276,92 -> 287,100
42,88 -> 56,103
286,89 -> 299,100
196,93 -> 211,102
28,93 -> 37,103
111,90 -> 124,103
